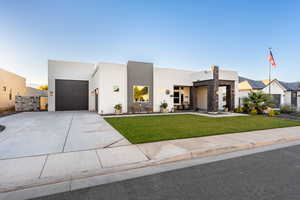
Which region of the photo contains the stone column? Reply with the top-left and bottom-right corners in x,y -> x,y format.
226,84 -> 235,111
207,66 -> 219,112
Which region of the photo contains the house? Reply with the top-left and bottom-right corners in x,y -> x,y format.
239,76 -> 300,110
238,76 -> 266,99
261,79 -> 300,110
0,68 -> 26,111
48,60 -> 239,114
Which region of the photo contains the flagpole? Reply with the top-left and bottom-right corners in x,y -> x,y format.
268,47 -> 272,95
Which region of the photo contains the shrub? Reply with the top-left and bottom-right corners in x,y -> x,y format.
160,102 -> 168,109
280,104 -> 296,114
234,106 -> 244,113
250,109 -> 258,115
274,110 -> 281,115
268,110 -> 275,117
114,104 -> 122,110
243,91 -> 274,114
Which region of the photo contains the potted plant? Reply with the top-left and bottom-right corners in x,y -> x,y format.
160,102 -> 168,113
114,104 -> 122,114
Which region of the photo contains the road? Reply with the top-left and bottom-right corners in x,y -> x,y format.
33,144 -> 300,200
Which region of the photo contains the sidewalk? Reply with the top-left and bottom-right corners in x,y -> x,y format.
1,126 -> 300,195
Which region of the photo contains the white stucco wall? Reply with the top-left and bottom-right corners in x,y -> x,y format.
284,91 -> 291,106
0,68 -> 26,110
98,63 -> 127,114
153,68 -> 206,112
48,60 -> 95,111
89,66 -> 100,112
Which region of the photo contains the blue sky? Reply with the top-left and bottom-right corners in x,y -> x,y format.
1,0 -> 299,85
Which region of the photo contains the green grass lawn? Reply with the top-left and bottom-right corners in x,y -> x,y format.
104,114 -> 300,144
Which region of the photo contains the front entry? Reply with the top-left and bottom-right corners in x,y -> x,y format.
192,66 -> 235,112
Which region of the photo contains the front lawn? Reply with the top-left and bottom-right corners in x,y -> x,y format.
105,114 -> 300,144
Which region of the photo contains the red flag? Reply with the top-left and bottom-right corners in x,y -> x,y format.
268,50 -> 276,67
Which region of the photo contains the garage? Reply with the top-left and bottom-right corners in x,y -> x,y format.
55,79 -> 88,111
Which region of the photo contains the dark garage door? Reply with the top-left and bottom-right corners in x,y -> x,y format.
55,79 -> 88,111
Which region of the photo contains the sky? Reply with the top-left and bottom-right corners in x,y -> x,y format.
0,0 -> 300,85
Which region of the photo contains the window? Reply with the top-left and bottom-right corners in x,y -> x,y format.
133,86 -> 149,102
9,89 -> 12,100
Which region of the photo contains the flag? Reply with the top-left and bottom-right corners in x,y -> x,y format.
268,50 -> 276,67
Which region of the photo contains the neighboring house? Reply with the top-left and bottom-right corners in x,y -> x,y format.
262,79 -> 300,110
238,76 -> 266,100
239,76 -> 300,110
0,68 -> 26,111
48,60 -> 239,114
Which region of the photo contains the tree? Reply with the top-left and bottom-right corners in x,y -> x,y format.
243,91 -> 274,114
37,85 -> 48,91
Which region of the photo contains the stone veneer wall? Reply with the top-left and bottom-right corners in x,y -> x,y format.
15,96 -> 40,112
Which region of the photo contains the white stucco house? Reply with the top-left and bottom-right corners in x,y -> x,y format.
48,60 -> 239,114
0,68 -> 26,111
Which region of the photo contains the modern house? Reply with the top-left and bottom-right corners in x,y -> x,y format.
0,68 -> 26,111
239,77 -> 300,110
48,60 -> 239,114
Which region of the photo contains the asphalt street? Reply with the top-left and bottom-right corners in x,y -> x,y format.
33,144 -> 300,200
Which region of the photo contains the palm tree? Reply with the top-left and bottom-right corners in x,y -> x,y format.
243,91 -> 274,114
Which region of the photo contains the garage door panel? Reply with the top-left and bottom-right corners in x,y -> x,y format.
55,80 -> 88,111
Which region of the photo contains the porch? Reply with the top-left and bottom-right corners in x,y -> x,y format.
191,66 -> 235,113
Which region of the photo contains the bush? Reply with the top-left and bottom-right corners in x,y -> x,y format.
280,104 -> 296,114
268,110 -> 275,117
250,109 -> 258,115
160,102 -> 168,109
274,110 -> 281,115
114,104 -> 122,110
243,91 -> 274,114
234,106 -> 244,113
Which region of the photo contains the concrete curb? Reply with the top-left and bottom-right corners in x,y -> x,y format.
1,133 -> 300,195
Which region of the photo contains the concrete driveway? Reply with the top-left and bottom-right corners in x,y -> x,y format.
0,111 -> 130,159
